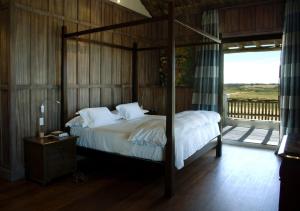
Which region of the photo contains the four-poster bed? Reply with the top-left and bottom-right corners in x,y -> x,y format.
61,1 -> 223,197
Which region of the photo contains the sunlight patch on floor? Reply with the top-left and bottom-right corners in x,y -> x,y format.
222,126 -> 279,146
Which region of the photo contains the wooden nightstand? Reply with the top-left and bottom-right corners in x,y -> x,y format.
24,136 -> 77,185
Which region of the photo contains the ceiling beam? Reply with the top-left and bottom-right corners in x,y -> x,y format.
64,15 -> 168,38
175,19 -> 221,44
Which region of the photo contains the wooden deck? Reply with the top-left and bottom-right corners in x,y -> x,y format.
222,125 -> 280,147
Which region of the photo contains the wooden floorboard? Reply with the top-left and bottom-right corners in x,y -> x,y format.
0,145 -> 280,211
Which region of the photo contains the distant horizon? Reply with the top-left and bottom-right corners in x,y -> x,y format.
224,51 -> 281,84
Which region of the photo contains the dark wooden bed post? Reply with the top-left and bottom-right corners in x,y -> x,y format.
217,33 -> 223,157
132,42 -> 138,102
165,1 -> 175,197
61,26 -> 68,130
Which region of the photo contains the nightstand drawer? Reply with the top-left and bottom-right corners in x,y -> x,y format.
45,141 -> 76,160
45,141 -> 76,180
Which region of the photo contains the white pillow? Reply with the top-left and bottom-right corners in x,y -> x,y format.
78,107 -> 120,128
116,102 -> 145,120
112,109 -> 149,116
65,116 -> 86,128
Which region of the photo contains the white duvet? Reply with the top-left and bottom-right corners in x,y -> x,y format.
128,110 -> 221,147
71,111 -> 221,169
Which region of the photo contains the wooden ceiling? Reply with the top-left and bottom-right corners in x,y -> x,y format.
141,0 -> 282,16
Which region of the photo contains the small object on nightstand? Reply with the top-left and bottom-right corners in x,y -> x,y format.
24,135 -> 77,185
49,131 -> 69,138
38,104 -> 45,138
50,130 -> 64,136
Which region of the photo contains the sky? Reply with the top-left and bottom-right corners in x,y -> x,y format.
224,51 -> 281,84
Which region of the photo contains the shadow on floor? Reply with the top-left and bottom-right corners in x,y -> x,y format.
222,125 -> 279,146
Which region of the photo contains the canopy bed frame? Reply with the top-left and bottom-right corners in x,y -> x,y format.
60,1 -> 223,197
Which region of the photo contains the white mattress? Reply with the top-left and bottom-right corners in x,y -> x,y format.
71,115 -> 220,169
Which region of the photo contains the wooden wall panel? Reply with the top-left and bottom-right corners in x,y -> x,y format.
64,0 -> 77,20
68,89 -> 77,117
46,89 -> 60,131
48,18 -> 62,86
0,9 -> 9,86
14,4 -> 62,152
15,10 -> 30,85
0,0 -> 8,6
239,6 -> 256,34
139,87 -> 193,115
29,0 -> 49,10
222,8 -> 240,35
121,37 -> 132,85
77,25 -> 90,110
77,0 -> 90,110
77,36 -> 90,86
90,0 -> 102,25
122,87 -> 132,103
49,0 -> 63,16
0,91 -> 10,170
31,14 -> 48,85
114,87 -> 122,105
78,0 -> 90,23
15,90 -> 30,175
78,88 -> 89,109
90,88 -> 100,107
220,1 -> 284,38
101,88 -> 112,107
66,24 -> 77,86
0,8 -> 10,177
112,35 -> 122,85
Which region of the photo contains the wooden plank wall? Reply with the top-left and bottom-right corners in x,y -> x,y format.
8,0 -> 160,180
220,1 -> 284,38
0,6 -> 10,179
139,86 -> 193,115
137,13 -> 199,115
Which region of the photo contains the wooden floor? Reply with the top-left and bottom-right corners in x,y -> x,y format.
0,145 -> 281,211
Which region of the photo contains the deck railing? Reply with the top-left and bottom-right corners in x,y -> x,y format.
227,98 -> 280,121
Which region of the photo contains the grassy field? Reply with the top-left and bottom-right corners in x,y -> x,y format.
224,84 -> 279,100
